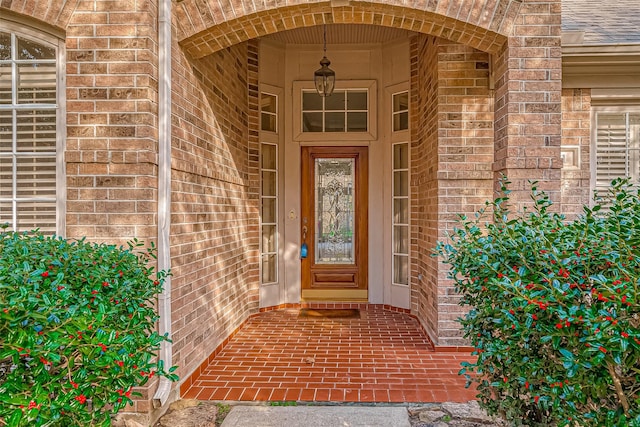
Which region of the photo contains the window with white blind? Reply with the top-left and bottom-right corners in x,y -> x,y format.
0,24 -> 62,234
594,112 -> 640,195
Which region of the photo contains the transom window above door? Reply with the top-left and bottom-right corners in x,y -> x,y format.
293,80 -> 377,141
302,90 -> 368,133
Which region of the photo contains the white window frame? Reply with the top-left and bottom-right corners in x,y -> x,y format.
260,92 -> 278,134
260,142 -> 278,285
292,80 -> 377,142
591,107 -> 640,200
391,141 -> 410,287
0,19 -> 65,235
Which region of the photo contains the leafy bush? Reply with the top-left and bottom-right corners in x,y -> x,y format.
0,229 -> 177,426
436,178 -> 640,426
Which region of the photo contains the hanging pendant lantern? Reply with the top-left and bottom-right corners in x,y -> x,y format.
314,25 -> 335,97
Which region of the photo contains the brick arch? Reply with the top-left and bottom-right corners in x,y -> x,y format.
1,0 -> 80,32
177,0 -> 522,59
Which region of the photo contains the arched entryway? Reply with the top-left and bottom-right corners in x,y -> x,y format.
168,0 -> 563,400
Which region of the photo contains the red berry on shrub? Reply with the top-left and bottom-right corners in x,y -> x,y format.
41,271 -> 49,278
599,346 -> 607,353
75,395 -> 87,404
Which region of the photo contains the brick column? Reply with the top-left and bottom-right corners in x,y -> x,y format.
493,0 -> 562,207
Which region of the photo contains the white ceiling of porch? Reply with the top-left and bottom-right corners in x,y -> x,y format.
262,24 -> 411,45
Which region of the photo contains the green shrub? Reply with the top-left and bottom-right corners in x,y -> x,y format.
436,178 -> 640,426
0,229 -> 178,426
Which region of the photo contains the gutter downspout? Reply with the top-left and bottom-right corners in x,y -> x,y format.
153,0 -> 172,408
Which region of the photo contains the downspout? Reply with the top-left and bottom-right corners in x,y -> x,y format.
153,0 -> 172,408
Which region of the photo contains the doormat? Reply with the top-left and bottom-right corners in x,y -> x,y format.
299,308 -> 361,319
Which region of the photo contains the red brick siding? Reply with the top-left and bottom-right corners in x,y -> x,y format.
561,88 -> 592,217
170,39 -> 260,388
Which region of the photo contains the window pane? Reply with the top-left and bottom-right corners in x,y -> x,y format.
348,91 -> 367,110
261,197 -> 276,224
0,110 -> 12,150
394,170 -> 408,197
261,112 -> 276,132
262,225 -> 276,253
303,112 -> 323,132
16,109 -> 56,152
393,143 -> 409,169
394,112 -> 409,132
17,37 -> 55,60
261,144 -> 276,169
394,198 -> 408,224
0,156 -> 11,197
262,170 -> 276,197
0,32 -> 10,60
347,112 -> 367,132
18,63 -> 56,104
261,254 -> 277,283
0,64 -> 11,104
393,92 -> 408,113
0,201 -> 11,226
325,91 -> 345,111
261,93 -> 276,113
302,91 -> 322,110
394,225 -> 408,253
325,112 -> 344,132
16,156 -> 56,197
393,255 -> 408,285
17,200 -> 55,232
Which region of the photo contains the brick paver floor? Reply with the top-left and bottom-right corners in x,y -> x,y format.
182,306 -> 477,403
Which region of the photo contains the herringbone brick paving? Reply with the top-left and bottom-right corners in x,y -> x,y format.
183,306 -> 477,403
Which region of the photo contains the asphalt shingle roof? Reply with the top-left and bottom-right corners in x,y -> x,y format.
562,0 -> 640,45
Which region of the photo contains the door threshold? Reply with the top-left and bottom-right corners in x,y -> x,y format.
301,289 -> 368,301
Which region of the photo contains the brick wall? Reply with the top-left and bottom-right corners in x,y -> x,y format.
561,89 -> 592,217
434,40 -> 494,345
410,36 -> 494,346
493,0 -> 563,206
64,0 -> 159,246
410,34 -> 440,342
170,38 -> 260,387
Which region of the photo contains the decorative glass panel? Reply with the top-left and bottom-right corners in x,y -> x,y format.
315,158 -> 355,264
261,93 -> 276,113
394,143 -> 409,169
393,92 -> 408,112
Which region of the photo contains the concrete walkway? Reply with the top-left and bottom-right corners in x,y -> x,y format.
220,406 -> 411,427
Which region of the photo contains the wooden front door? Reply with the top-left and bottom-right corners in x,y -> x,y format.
301,146 -> 368,301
